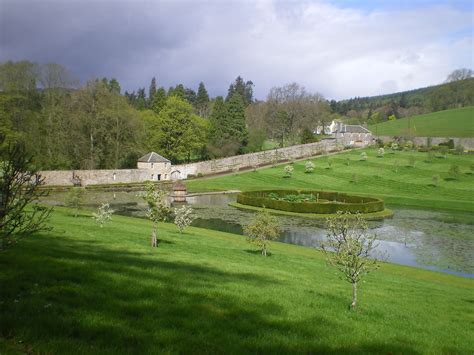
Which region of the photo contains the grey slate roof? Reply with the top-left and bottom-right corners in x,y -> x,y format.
137,152 -> 170,163
339,125 -> 371,134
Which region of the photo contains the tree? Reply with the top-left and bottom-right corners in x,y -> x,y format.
140,183 -> 172,247
243,209 -> 280,256
321,212 -> 385,308
226,76 -> 254,106
151,87 -> 167,114
305,160 -> 315,173
225,93 -> 248,148
300,127 -> 316,144
149,77 -> 157,104
92,203 -> 114,227
446,68 -> 472,82
195,82 -> 210,117
283,165 -> 294,177
65,187 -> 84,217
174,204 -> 196,233
0,142 -> 52,250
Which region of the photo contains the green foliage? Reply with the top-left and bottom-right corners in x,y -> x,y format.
448,164 -> 461,180
92,203 -> 114,227
300,127 -> 317,144
226,76 -> 254,107
237,190 -> 385,214
0,142 -> 52,250
283,165 -> 294,178
377,148 -> 384,157
150,87 -> 167,114
388,114 -> 396,121
360,152 -> 367,161
305,160 -> 315,173
65,187 -> 84,217
195,82 -> 210,117
243,209 -> 280,256
322,211 -> 385,308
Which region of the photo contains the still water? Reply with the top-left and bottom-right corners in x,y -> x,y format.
45,190 -> 474,278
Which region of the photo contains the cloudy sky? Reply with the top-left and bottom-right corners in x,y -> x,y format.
0,0 -> 472,100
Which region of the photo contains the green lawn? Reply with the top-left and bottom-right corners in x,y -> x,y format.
187,148 -> 474,213
1,207 -> 473,353
369,106 -> 474,137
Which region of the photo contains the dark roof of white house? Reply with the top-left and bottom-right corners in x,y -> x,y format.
137,152 -> 170,163
338,125 -> 371,134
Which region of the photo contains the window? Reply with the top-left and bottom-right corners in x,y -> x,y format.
113,173 -> 116,181
157,174 -> 161,181
151,163 -> 154,169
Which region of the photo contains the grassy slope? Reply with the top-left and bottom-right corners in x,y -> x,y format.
187,148 -> 474,213
369,106 -> 474,137
1,208 -> 473,353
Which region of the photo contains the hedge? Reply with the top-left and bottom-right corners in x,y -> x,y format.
236,190 -> 384,214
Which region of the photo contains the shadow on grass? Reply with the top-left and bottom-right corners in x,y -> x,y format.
0,233 -> 421,354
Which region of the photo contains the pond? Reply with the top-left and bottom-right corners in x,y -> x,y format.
44,190 -> 474,278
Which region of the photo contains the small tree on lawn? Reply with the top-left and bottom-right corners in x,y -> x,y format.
244,209 -> 280,256
174,204 -> 196,233
321,211 -> 386,309
407,156 -> 416,168
65,187 -> 84,217
284,165 -> 294,178
448,164 -> 461,180
345,157 -> 350,166
92,203 -> 114,227
377,148 -> 384,157
326,158 -> 332,169
140,182 -> 172,247
360,152 -> 367,161
432,174 -> 440,187
393,160 -> 399,173
391,142 -> 398,151
305,161 -> 315,173
0,142 -> 52,250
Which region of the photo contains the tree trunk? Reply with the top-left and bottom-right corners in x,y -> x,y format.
351,282 -> 357,309
151,224 -> 157,247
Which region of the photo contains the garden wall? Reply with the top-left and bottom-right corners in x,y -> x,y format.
40,139 -> 365,186
376,136 -> 474,150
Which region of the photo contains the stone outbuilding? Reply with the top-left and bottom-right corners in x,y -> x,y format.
333,124 -> 372,146
137,152 -> 172,181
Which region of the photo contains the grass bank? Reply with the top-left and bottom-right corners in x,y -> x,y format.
186,148 -> 474,213
1,207 -> 473,353
369,106 -> 474,137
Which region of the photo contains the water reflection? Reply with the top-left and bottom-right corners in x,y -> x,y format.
43,190 -> 473,277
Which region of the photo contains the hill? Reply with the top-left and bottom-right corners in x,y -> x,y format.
0,207 -> 473,353
368,106 -> 474,137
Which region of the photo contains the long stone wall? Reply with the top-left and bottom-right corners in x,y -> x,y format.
40,138 -> 364,186
376,136 -> 474,150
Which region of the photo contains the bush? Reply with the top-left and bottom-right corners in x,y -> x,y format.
377,148 -> 384,157
236,190 -> 385,214
391,142 -> 399,151
283,165 -> 294,178
439,139 -> 455,149
448,164 -> 461,180
360,152 -> 367,161
305,161 -> 315,173
404,141 -> 414,150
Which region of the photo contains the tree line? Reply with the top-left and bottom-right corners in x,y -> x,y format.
1,60 -> 471,170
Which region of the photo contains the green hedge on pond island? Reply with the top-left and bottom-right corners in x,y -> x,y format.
236,190 -> 384,214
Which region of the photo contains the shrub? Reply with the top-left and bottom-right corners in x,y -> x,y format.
197,173 -> 204,178
92,203 -> 114,227
377,148 -> 384,158
244,209 -> 280,257
326,158 -> 332,169
305,161 -> 315,173
404,141 -> 414,150
448,164 -> 461,180
174,204 -> 196,233
283,165 -> 294,178
345,157 -> 350,166
360,152 -> 367,161
391,142 -> 399,151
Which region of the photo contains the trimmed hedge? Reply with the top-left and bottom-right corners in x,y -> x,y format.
237,190 -> 384,214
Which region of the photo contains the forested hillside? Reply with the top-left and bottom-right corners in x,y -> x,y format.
1,60 -> 472,170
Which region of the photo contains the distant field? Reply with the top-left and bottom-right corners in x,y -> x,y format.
369,106 -> 474,137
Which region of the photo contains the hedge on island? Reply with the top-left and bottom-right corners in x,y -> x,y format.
236,190 -> 385,214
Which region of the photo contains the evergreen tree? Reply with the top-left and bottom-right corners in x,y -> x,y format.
226,93 -> 248,147
136,88 -> 146,110
151,87 -> 167,114
184,87 -> 197,106
226,76 -> 254,106
168,84 -> 185,99
149,77 -> 157,104
209,96 -> 227,142
108,78 -> 121,95
195,81 -> 210,117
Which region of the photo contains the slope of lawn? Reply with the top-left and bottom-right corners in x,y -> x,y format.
369,106 -> 474,137
1,207 -> 473,353
187,148 -> 474,213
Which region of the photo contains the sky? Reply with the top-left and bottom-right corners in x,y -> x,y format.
0,0 -> 472,100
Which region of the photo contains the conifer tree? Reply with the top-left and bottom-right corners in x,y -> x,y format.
149,77 -> 157,104
196,81 -> 210,117
151,87 -> 167,114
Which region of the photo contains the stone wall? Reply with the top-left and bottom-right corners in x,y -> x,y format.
40,138 -> 367,186
376,136 -> 474,150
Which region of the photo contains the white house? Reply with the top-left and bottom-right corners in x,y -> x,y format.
137,152 -> 172,181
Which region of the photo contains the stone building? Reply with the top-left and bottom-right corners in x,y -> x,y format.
137,152 -> 172,181
333,124 -> 372,146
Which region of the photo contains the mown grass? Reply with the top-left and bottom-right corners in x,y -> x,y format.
1,207 -> 473,353
369,106 -> 474,137
187,148 -> 474,213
